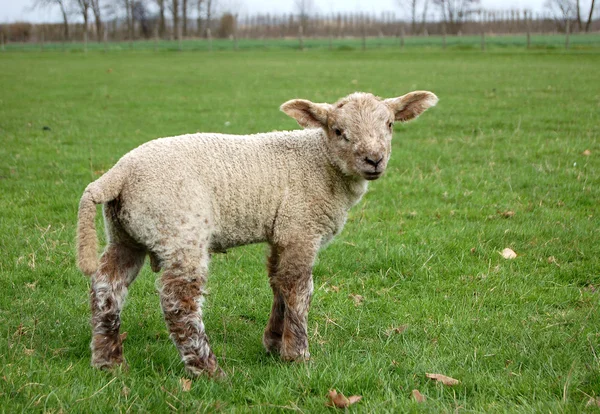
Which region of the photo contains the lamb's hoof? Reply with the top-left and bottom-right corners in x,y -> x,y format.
91,356 -> 127,371
281,349 -> 311,362
184,354 -> 224,379
262,332 -> 282,354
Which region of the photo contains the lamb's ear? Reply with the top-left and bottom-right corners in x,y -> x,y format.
280,99 -> 331,129
384,91 -> 438,122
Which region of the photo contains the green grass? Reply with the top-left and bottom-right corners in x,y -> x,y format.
0,47 -> 599,412
4,32 -> 600,53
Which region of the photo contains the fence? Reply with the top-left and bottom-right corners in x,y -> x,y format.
2,32 -> 599,53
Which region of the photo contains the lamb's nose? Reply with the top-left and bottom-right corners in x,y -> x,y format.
365,156 -> 383,167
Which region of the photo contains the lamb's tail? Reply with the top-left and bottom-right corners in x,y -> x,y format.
76,167 -> 126,276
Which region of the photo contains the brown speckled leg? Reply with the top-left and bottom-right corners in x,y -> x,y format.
264,242 -> 317,361
158,250 -> 219,376
90,243 -> 145,369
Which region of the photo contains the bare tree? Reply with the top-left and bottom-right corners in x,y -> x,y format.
545,0 -> 576,30
32,0 -> 70,40
585,0 -> 597,31
420,0 -> 429,33
170,0 -> 179,39
116,0 -> 134,40
205,0 -> 215,37
155,0 -> 166,37
73,0 -> 91,40
196,0 -> 204,35
397,0 -> 420,34
294,0 -> 314,27
432,0 -> 480,34
182,0 -> 188,36
90,0 -> 102,40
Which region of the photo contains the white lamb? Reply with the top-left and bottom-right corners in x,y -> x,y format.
76,91 -> 438,376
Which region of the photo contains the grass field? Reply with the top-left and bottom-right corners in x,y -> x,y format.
4,32 -> 600,53
1,46 -> 599,412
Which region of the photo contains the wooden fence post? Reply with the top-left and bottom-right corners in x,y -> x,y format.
400,25 -> 405,49
298,25 -> 304,51
40,27 -> 44,52
1,32 -> 5,52
442,22 -> 447,49
480,29 -> 485,51
84,29 -> 88,53
104,28 -> 108,53
361,23 -> 366,50
233,14 -> 239,51
565,19 -> 570,50
153,25 -> 158,52
526,13 -> 531,49
207,28 -> 212,51
178,25 -> 182,51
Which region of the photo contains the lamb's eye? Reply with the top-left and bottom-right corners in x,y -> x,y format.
388,122 -> 394,130
334,128 -> 342,136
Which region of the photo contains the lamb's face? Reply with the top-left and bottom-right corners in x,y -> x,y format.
325,93 -> 394,180
281,90 -> 438,180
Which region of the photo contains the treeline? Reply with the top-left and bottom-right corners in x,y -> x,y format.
1,9 -> 598,43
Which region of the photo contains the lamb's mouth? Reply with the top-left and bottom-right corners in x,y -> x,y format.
363,171 -> 382,180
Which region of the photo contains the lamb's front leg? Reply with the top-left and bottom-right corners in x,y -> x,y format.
267,242 -> 317,361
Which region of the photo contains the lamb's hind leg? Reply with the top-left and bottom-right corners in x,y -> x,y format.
90,243 -> 145,369
159,249 -> 219,376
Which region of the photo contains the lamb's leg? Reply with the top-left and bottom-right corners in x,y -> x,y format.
271,243 -> 316,361
90,243 -> 145,369
263,246 -> 285,353
159,252 -> 219,376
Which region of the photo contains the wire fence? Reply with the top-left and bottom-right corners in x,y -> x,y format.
2,32 -> 599,53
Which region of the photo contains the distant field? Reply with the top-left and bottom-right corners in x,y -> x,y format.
0,48 -> 599,412
3,32 -> 600,52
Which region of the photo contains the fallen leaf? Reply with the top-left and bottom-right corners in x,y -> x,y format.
121,386 -> 130,397
500,248 -> 517,259
426,373 -> 460,386
583,149 -> 591,156
349,294 -> 364,306
387,325 -> 408,335
25,281 -> 37,290
326,389 -> 362,408
330,285 -> 340,293
120,332 -> 128,342
499,210 -> 515,218
470,247 -> 476,254
180,378 -> 192,392
23,348 -> 34,356
547,256 -> 559,266
412,389 -> 426,402
586,397 -> 600,407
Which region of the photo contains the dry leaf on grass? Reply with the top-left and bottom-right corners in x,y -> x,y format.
180,378 -> 192,392
586,397 -> 600,407
426,373 -> 460,386
349,294 -> 364,306
500,248 -> 517,259
326,389 -> 362,408
412,389 -> 426,402
387,325 -> 408,335
499,210 -> 515,218
583,149 -> 591,156
23,348 -> 34,356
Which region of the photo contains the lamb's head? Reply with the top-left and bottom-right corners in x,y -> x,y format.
281,91 -> 438,180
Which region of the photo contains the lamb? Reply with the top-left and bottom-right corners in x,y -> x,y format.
76,90 -> 438,376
